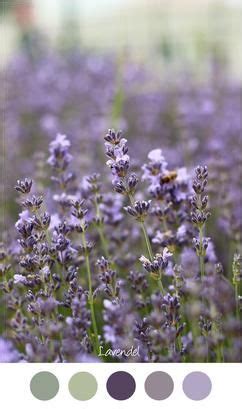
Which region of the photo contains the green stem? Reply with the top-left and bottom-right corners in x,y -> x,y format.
157,276 -> 165,295
220,342 -> 224,363
94,196 -> 110,260
235,284 -> 240,320
128,192 -> 135,206
127,193 -> 166,294
199,226 -> 205,278
128,192 -> 153,261
81,232 -> 99,355
98,227 -> 109,259
216,341 -> 224,363
141,221 -> 153,260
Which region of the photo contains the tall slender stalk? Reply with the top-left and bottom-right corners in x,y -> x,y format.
199,225 -> 205,278
141,221 -> 153,260
191,166 -> 210,279
94,196 -> 110,259
157,276 -> 165,295
128,192 -> 154,261
232,253 -> 241,321
81,232 -> 99,355
235,284 -> 239,320
127,193 -> 167,294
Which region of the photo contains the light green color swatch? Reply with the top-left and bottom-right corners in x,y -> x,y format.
69,372 -> 98,401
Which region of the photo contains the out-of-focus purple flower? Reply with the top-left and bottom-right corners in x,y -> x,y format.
0,338 -> 20,363
13,274 -> 27,285
47,133 -> 73,171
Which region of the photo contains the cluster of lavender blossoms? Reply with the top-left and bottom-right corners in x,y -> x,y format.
0,128 -> 241,363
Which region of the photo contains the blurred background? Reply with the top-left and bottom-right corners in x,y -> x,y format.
1,0 -> 241,265
1,0 -> 242,78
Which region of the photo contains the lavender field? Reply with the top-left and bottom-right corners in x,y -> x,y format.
0,48 -> 241,363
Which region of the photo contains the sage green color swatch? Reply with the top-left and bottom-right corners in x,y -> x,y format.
68,372 -> 98,400
30,371 -> 59,401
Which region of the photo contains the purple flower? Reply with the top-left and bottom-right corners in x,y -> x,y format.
139,248 -> 172,275
0,338 -> 20,363
47,133 -> 73,171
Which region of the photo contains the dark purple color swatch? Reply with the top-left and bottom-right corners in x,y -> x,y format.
106,371 -> 136,400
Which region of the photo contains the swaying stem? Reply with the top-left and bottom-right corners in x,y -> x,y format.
235,284 -> 240,321
141,221 -> 153,260
127,192 -> 166,294
128,192 -> 153,261
94,195 -> 117,271
216,342 -> 224,363
232,254 -> 241,321
98,227 -> 109,259
81,232 -> 99,355
94,196 -> 110,259
127,192 -> 135,206
214,326 -> 224,363
199,226 -> 205,278
157,276 -> 165,295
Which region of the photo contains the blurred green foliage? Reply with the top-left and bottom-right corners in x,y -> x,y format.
0,0 -> 15,15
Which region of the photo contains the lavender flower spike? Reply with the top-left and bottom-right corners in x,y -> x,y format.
139,247 -> 172,293
191,165 -> 211,277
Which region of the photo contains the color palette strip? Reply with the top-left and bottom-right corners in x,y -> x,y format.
29,370 -> 212,401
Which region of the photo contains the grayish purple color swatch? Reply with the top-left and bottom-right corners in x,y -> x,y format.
145,371 -> 174,400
